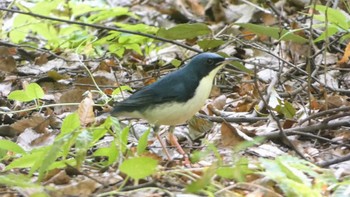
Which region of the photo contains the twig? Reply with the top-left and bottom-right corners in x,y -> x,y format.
317,153 -> 350,167
197,114 -> 267,123
261,119 -> 350,139
299,106 -> 350,125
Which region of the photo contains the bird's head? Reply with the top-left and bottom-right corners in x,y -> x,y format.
185,52 -> 239,78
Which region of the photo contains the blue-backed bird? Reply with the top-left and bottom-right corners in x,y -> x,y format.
112,52 -> 240,162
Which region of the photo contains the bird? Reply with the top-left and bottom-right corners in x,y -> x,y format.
112,52 -> 240,162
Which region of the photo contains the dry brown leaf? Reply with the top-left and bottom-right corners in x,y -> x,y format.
30,132 -> 56,146
235,98 -> 256,112
97,60 -> 113,72
11,115 -> 47,133
44,170 -> 71,185
78,92 -> 95,126
283,84 -> 294,94
0,125 -> 19,137
56,89 -> 85,113
0,53 -> 16,73
0,46 -> 17,56
338,42 -> 350,67
188,116 -> 214,140
17,128 -> 55,151
282,119 -> 297,129
221,122 -> 245,147
48,178 -> 101,197
75,76 -> 116,88
32,116 -> 51,133
321,95 -> 349,110
185,0 -> 204,16
211,95 -> 227,110
310,97 -> 321,110
206,0 -> 226,22
261,13 -> 276,26
34,53 -> 49,65
144,77 -> 157,86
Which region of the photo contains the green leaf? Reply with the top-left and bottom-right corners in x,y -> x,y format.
60,112 -> 80,136
157,23 -> 211,40
120,126 -> 130,153
283,101 -> 296,118
314,5 -> 348,30
277,158 -> 309,186
87,7 -> 135,24
171,59 -> 182,67
92,116 -> 112,144
6,149 -> 46,170
216,158 -> 251,182
137,128 -> 150,155
37,139 -> 65,181
236,23 -> 308,43
314,25 -> 339,43
112,85 -> 132,96
119,157 -> 158,180
0,174 -> 40,188
0,139 -> 26,154
186,165 -> 216,193
8,83 -> 44,102
25,83 -> 45,100
75,129 -> 93,168
93,139 -> 118,165
198,39 -> 225,50
7,90 -> 31,102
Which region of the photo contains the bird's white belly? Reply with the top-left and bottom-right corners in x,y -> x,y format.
142,66 -> 222,125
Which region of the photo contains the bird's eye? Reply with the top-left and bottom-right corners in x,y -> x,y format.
207,59 -> 214,64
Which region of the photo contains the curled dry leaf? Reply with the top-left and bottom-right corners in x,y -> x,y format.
338,42 -> 350,68
78,92 -> 95,126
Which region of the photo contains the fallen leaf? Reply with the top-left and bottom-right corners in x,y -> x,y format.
11,115 -> 47,133
77,92 -> 95,126
34,53 -> 49,65
211,95 -> 227,110
338,41 -> 350,67
221,122 -> 245,147
0,56 -> 17,74
188,116 -> 214,140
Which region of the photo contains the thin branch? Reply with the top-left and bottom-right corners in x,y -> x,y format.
317,153 -> 350,167
262,119 -> 350,139
299,106 -> 350,125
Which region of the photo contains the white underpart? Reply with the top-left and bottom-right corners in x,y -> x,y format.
130,65 -> 224,126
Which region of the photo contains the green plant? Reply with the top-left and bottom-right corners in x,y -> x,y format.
312,5 -> 350,42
